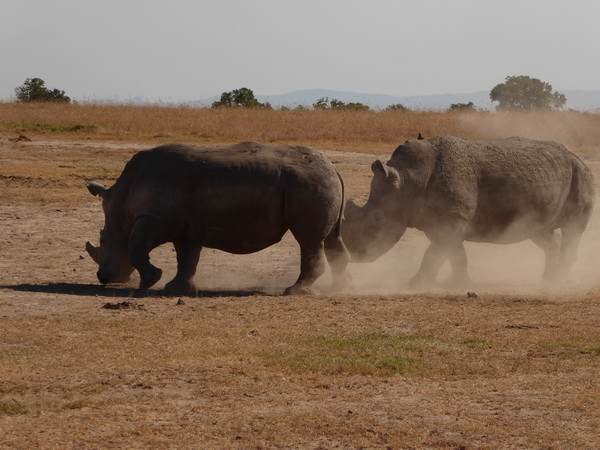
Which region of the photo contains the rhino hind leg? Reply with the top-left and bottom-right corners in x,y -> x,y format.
129,216 -> 166,290
557,224 -> 586,281
324,230 -> 351,291
165,240 -> 201,292
531,230 -> 561,282
284,242 -> 327,295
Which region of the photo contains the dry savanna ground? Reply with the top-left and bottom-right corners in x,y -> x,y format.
1,104 -> 600,448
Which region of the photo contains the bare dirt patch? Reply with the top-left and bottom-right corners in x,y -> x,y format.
1,138 -> 600,448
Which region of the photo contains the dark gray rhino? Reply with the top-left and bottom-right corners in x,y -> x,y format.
86,142 -> 349,295
342,136 -> 595,288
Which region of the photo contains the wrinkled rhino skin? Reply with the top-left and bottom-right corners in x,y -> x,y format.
86,142 -> 349,295
342,136 -> 595,288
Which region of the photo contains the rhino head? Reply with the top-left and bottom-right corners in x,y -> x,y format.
342,160 -> 407,262
85,180 -> 134,284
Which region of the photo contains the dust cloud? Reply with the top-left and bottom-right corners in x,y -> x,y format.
145,213 -> 599,296
322,221 -> 600,296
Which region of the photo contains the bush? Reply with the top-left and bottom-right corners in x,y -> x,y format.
385,103 -> 409,112
312,97 -> 369,111
15,78 -> 70,103
449,102 -> 476,112
212,87 -> 271,109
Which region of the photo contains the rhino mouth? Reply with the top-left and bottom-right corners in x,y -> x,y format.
86,241 -> 133,285
97,272 -> 131,285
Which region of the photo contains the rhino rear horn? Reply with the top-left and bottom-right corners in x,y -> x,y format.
86,180 -> 108,198
85,241 -> 99,264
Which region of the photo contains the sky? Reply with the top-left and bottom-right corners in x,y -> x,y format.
2,0 -> 600,103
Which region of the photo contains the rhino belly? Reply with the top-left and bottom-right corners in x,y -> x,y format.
465,207 -> 554,244
200,212 -> 288,254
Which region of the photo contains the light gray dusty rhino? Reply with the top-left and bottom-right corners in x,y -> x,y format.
85,142 -> 349,295
342,136 -> 595,288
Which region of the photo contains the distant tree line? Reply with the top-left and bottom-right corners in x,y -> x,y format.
14,76 -> 567,111
312,97 -> 370,111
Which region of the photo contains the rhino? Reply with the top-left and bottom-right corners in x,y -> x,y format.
85,142 -> 349,295
342,136 -> 595,288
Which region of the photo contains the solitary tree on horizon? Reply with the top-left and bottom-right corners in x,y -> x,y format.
15,78 -> 70,103
211,87 -> 270,108
490,76 -> 566,111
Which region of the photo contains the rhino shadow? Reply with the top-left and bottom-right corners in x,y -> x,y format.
1,283 -> 274,298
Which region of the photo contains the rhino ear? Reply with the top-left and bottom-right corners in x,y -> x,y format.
386,167 -> 401,189
344,200 -> 362,220
371,161 -> 400,188
86,180 -> 108,198
371,160 -> 386,175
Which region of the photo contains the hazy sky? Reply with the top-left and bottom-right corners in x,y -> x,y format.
2,0 -> 600,103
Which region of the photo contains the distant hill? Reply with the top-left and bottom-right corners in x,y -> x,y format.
195,88 -> 600,111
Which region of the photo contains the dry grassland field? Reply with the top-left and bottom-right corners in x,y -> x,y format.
1,104 -> 600,448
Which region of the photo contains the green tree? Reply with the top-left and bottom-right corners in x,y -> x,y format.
212,87 -> 270,108
312,97 -> 369,111
344,102 -> 370,111
385,103 -> 409,112
490,76 -> 566,111
329,98 -> 346,109
312,97 -> 330,110
449,102 -> 476,112
15,78 -> 70,103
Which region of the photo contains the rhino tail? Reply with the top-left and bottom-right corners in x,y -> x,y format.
335,169 -> 345,238
568,159 -> 595,225
558,158 -> 595,234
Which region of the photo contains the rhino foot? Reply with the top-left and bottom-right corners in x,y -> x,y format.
283,285 -> 314,296
407,273 -> 436,290
138,266 -> 163,290
165,278 -> 198,293
442,273 -> 474,289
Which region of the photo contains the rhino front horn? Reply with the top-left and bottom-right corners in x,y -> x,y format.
85,241 -> 99,264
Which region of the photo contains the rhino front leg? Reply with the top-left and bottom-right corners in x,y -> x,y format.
129,216 -> 165,290
445,243 -> 473,288
284,242 -> 327,295
165,240 -> 202,292
408,241 -> 450,289
410,218 -> 468,289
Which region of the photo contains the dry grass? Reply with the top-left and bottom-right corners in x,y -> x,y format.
2,111 -> 600,447
2,292 -> 600,448
2,102 -> 600,154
